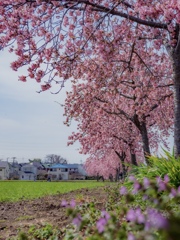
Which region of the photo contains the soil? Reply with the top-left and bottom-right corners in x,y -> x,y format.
0,187 -> 107,240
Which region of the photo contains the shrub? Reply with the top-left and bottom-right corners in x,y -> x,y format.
63,175 -> 180,240
130,150 -> 180,188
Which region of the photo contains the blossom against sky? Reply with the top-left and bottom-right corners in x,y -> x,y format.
0,49 -> 86,163
0,47 -> 173,163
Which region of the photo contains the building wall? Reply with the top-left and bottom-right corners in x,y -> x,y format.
48,168 -> 69,180
0,168 -> 6,180
19,172 -> 35,180
21,165 -> 37,175
0,167 -> 10,180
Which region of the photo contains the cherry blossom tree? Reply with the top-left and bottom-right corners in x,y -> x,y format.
66,93 -> 142,165
65,84 -> 144,172
0,1 -> 179,154
85,150 -> 129,180
64,54 -> 173,164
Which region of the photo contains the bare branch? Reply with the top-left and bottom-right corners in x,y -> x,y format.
133,50 -> 154,75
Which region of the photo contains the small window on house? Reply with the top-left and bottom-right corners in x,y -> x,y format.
61,168 -> 68,172
22,175 -> 24,178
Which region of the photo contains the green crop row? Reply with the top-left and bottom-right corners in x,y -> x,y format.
0,180 -> 105,202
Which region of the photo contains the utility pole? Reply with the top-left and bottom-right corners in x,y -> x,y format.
12,157 -> 16,164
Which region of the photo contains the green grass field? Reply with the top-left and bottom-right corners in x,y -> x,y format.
0,181 -> 106,202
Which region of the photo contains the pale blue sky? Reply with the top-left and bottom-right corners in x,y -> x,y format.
0,49 -> 86,163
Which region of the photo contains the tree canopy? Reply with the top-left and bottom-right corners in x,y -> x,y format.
0,1 -> 180,161
43,154 -> 67,164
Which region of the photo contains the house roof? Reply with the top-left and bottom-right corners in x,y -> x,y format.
66,164 -> 79,168
50,164 -> 79,169
21,163 -> 35,168
20,163 -> 29,167
32,162 -> 45,169
43,163 -> 51,168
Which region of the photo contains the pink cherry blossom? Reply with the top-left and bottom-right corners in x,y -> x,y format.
0,0 -> 179,156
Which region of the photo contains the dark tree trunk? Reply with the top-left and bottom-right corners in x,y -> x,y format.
172,50 -> 180,157
115,151 -> 127,179
121,160 -> 126,179
131,152 -> 138,166
133,115 -> 151,164
129,144 -> 138,166
166,24 -> 180,157
115,163 -> 120,182
109,173 -> 113,182
139,122 -> 151,164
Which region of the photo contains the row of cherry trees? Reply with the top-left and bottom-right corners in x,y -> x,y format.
0,1 -> 179,176
64,50 -> 173,177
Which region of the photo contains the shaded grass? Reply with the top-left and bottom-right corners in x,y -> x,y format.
0,180 -> 106,202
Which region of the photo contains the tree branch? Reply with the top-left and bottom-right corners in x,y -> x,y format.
64,0 -> 168,29
146,93 -> 173,117
26,0 -> 168,30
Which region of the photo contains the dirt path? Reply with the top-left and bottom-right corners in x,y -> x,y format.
0,187 -> 107,239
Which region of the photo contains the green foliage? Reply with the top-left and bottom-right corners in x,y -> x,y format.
13,224 -> 62,240
17,232 -> 28,240
130,150 -> 180,188
0,181 -> 105,202
63,177 -> 180,240
28,224 -> 61,239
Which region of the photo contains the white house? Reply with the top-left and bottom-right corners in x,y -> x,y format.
48,164 -> 70,180
0,161 -> 10,180
19,163 -> 37,180
48,164 -> 86,180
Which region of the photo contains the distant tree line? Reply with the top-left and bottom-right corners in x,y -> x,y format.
29,154 -> 67,164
